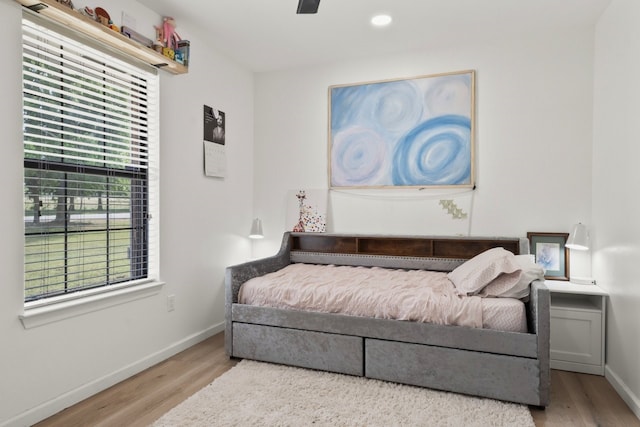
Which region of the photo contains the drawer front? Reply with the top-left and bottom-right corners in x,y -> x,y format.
550,308 -> 601,366
365,339 -> 542,406
232,323 -> 364,376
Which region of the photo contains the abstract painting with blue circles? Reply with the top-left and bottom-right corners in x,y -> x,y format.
329,70 -> 475,188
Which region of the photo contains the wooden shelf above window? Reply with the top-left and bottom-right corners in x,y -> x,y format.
16,0 -> 188,74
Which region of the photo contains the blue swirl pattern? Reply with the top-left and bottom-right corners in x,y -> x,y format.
392,115 -> 471,186
331,80 -> 423,139
330,72 -> 473,187
331,126 -> 388,186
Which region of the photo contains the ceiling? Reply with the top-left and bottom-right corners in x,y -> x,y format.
137,0 -> 612,73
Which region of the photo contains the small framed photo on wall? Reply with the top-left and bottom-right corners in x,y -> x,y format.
527,232 -> 570,281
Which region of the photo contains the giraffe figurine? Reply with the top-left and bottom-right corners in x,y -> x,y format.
292,190 -> 307,232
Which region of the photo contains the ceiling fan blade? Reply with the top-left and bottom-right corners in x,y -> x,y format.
297,0 -> 320,14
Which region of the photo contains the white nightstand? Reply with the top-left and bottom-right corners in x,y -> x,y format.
545,280 -> 608,375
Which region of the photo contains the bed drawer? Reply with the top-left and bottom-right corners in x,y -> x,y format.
233,323 -> 364,376
365,339 -> 542,405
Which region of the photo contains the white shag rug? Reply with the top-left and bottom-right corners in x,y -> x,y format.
153,360 -> 535,427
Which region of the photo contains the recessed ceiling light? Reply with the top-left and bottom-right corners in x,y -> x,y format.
371,14 -> 392,27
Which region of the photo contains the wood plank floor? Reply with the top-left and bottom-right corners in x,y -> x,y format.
34,333 -> 237,427
35,332 -> 639,427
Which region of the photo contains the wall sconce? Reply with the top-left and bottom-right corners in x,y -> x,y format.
566,223 -> 589,251
249,218 -> 264,239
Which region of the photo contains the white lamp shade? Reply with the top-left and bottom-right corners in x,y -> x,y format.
249,218 -> 264,239
566,223 -> 589,250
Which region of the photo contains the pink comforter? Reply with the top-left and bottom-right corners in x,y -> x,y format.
239,263 -> 485,329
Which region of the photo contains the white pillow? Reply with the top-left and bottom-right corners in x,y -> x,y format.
447,247 -> 522,296
481,254 -> 545,299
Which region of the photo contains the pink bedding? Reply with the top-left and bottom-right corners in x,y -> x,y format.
239,263 -> 527,333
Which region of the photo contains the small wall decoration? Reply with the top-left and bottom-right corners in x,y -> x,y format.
439,199 -> 468,219
329,70 -> 475,189
527,232 -> 570,281
287,190 -> 327,232
203,105 -> 226,178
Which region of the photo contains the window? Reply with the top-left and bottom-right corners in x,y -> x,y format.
22,16 -> 159,303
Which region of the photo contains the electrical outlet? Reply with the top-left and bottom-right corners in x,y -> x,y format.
167,294 -> 175,312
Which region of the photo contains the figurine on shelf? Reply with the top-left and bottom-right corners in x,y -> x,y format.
154,25 -> 164,46
79,6 -> 95,19
57,0 -> 74,9
95,7 -> 111,26
162,17 -> 181,51
176,40 -> 190,66
108,20 -> 119,32
162,47 -> 175,60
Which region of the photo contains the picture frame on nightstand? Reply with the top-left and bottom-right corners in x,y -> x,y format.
527,232 -> 570,281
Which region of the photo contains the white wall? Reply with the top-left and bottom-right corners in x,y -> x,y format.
0,0 -> 254,425
593,0 -> 640,417
5,0 -> 639,424
252,29 -> 594,266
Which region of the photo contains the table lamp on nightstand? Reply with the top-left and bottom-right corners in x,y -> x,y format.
566,223 -> 589,251
565,223 -> 595,284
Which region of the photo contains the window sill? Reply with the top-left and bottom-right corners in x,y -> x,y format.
20,280 -> 165,329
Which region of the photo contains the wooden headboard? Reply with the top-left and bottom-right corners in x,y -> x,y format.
289,233 -> 522,260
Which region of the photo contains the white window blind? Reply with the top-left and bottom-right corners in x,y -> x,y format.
22,16 -> 159,302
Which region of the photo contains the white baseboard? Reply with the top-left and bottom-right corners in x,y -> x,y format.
605,364 -> 640,421
2,322 -> 224,427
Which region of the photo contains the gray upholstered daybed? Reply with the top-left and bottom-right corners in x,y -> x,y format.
225,232 -> 550,407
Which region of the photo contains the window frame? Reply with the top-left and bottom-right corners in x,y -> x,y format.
20,11 -> 161,319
